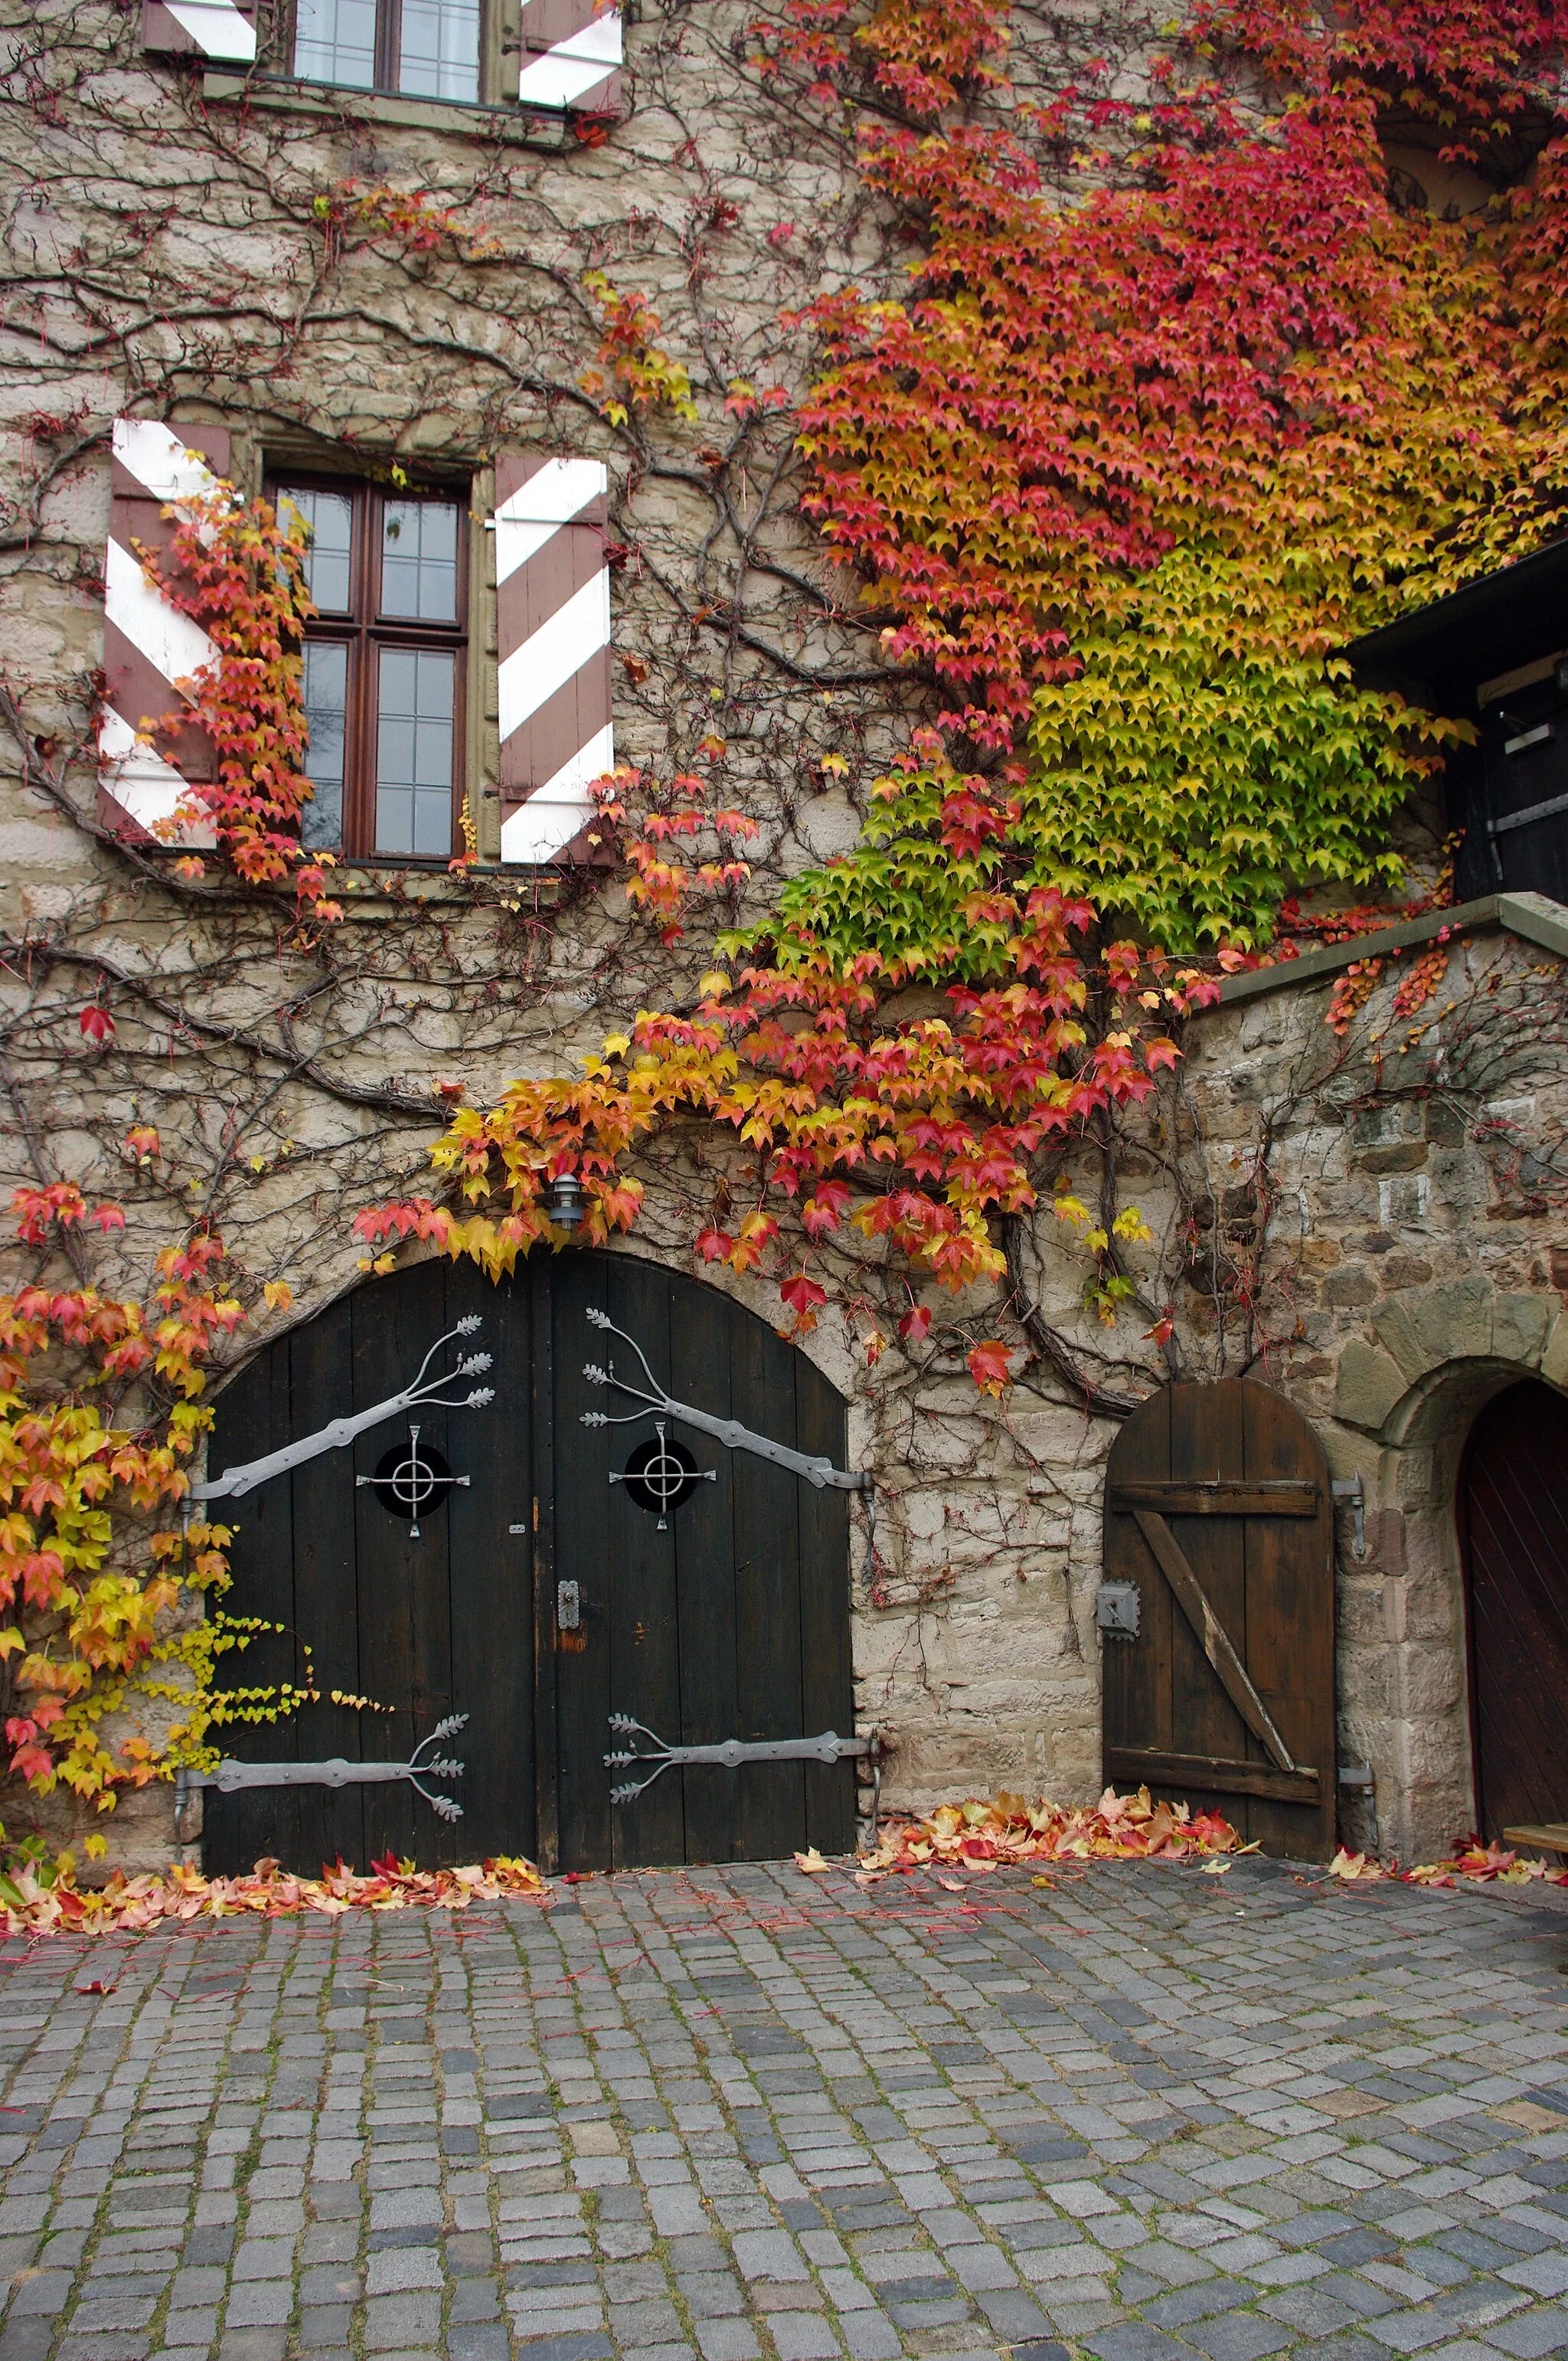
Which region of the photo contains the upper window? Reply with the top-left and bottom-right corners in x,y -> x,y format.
276,476 -> 467,863
292,0 -> 481,102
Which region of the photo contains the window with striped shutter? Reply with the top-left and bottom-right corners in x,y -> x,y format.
517,0 -> 622,113
99,417 -> 228,849
492,453 -> 614,865
140,0 -> 257,60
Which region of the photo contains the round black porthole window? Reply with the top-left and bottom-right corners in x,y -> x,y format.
368,1436 -> 456,1522
621,1432 -> 702,1522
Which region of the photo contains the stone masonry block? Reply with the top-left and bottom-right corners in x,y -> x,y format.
1372,1274 -> 1496,1381
1491,1292 -> 1550,1367
1334,1342 -> 1407,1433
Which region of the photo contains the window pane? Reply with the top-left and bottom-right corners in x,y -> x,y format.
381,499 -> 459,622
294,0 -> 377,87
301,642 -> 348,851
278,486 -> 354,616
376,647 -> 454,857
398,0 -> 479,100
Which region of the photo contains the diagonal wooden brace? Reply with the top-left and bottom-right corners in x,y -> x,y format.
1132,1509 -> 1306,1777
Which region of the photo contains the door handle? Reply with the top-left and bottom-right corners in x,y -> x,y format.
557,1579 -> 582,1631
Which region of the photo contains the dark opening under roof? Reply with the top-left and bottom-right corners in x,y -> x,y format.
1345,534 -> 1568,709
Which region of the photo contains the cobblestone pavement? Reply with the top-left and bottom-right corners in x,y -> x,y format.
0,1853 -> 1565,2361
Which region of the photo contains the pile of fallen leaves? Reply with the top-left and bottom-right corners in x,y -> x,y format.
0,1851 -> 550,1938
1331,1839 -> 1568,1888
799,1787 -> 1246,1879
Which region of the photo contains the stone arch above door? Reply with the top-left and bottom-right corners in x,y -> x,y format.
1328,1275 -> 1566,1862
1333,1274 -> 1563,1439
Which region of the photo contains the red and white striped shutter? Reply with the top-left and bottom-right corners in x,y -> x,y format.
99,417 -> 228,848
141,0 -> 258,59
492,453 -> 614,865
517,0 -> 622,113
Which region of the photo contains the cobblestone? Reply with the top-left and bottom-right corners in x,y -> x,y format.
0,1859 -> 1563,2359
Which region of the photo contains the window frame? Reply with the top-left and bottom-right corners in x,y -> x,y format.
280,0 -> 493,105
270,469 -> 470,867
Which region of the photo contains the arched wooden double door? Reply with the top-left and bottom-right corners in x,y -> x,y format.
202,1254 -> 855,1878
1462,1379 -> 1568,1840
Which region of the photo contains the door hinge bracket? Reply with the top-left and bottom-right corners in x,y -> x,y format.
604,1714 -> 879,1804
580,1310 -> 871,1493
173,1715 -> 468,1839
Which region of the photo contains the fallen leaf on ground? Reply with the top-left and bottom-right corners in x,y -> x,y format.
793,1848 -> 830,1874
0,1853 -> 550,1939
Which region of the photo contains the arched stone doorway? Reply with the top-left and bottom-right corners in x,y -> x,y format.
1331,1274 -> 1568,1858
198,1252 -> 858,1878
1461,1378 -> 1568,1841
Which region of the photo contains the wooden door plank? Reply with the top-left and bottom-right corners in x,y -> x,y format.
352,1263 -> 448,1868
202,1339 -> 297,1875
608,1260 -> 684,1871
1132,1510 -> 1302,1774
1109,1480 -> 1318,1516
553,1252 -> 615,1872
669,1270 -> 741,1864
1105,1746 -> 1321,1805
530,1256 -> 560,1875
447,1262 -> 534,1864
795,1350 -> 855,1858
1241,1380 -> 1336,1859
1103,1382 -> 1173,1774
284,1290 -> 364,1874
731,1300 -> 806,1859
1168,1378 -> 1253,1835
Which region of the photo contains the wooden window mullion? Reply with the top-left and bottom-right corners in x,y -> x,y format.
378,0 -> 402,89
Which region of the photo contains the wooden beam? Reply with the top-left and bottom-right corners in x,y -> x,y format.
1107,1745 -> 1321,1807
1109,1480 -> 1318,1516
1133,1509 -> 1301,1775
1504,1823 -> 1568,1856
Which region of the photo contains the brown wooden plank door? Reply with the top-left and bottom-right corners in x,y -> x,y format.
1462,1379 -> 1568,1840
1102,1378 -> 1337,1859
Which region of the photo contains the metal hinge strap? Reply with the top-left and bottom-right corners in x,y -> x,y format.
173,1716 -> 468,1829
580,1310 -> 871,1492
605,1714 -> 878,1803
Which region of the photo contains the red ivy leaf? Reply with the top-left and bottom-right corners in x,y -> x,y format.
780,1270 -> 828,1316
79,1006 -> 114,1045
966,1339 -> 1012,1396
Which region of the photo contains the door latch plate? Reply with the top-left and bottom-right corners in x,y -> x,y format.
557,1579 -> 581,1631
1096,1580 -> 1141,1637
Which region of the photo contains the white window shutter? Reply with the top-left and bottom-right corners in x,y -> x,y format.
140,1 -> 258,62
517,0 -> 622,113
98,418 -> 228,849
492,453 -> 614,865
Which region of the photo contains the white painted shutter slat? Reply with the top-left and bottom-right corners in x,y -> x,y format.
492,451 -> 615,865
518,0 -> 622,113
98,417 -> 227,848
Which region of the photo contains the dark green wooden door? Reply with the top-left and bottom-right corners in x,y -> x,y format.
202,1252 -> 854,1876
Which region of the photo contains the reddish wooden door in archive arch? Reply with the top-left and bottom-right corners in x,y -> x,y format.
200,1253 -> 856,1879
1101,1378 -> 1337,1859
1462,1379 -> 1568,1841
